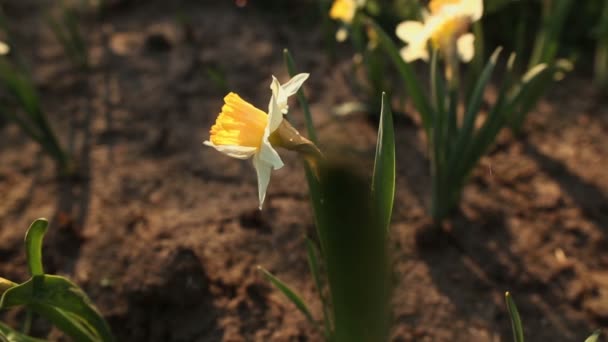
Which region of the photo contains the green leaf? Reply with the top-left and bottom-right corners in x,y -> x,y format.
372,93 -> 395,234
0,322 -> 45,342
318,164 -> 390,342
585,330 -> 601,342
505,292 -> 524,342
0,275 -> 114,342
366,17 -> 433,135
505,62 -> 551,132
449,48 -> 502,169
26,304 -> 99,342
282,49 -> 327,255
257,266 -> 319,331
24,219 -> 48,276
283,49 -> 317,144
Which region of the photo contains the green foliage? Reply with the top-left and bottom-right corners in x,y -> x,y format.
585,330 -> 602,342
48,4 -> 88,70
372,93 -> 395,234
256,51 -> 395,342
0,58 -> 70,174
24,219 -> 48,276
505,292 -> 524,342
318,163 -> 390,342
0,322 -> 45,342
0,219 -> 114,342
506,292 -> 601,342
257,266 -> 321,333
368,15 -> 562,221
595,0 -> 608,88
528,0 -> 574,68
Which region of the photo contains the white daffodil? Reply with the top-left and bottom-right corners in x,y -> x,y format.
396,0 -> 482,63
0,41 -> 9,56
204,74 -> 309,209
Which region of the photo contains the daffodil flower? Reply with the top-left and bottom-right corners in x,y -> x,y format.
396,0 -> 482,63
204,74 -> 309,209
329,0 -> 365,24
0,41 -> 9,56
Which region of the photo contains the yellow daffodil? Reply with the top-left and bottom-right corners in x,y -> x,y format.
396,0 -> 482,63
204,74 -> 309,208
329,0 -> 364,24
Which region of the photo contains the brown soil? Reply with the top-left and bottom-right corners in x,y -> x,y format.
1,1 -> 608,341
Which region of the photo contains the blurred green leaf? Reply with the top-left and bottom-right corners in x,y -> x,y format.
366,17 -> 433,135
0,59 -> 70,172
372,93 -> 395,234
319,164 -> 390,342
585,330 -> 601,342
0,322 -> 45,342
505,292 -> 524,342
528,0 -> 574,68
0,275 -> 114,342
24,219 -> 48,276
449,48 -> 501,170
25,304 -> 97,342
595,0 -> 608,87
257,266 -> 320,332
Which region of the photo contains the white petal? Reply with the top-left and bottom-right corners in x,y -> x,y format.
400,45 -> 429,62
463,0 -> 483,21
280,73 -> 309,98
259,139 -> 284,170
204,141 -> 257,159
395,21 -> 425,44
253,153 -> 273,209
457,33 -> 475,63
267,94 -> 284,133
270,75 -> 284,105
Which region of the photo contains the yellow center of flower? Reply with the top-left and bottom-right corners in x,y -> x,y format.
210,93 -> 268,148
429,16 -> 469,49
330,0 -> 356,23
428,0 -> 460,14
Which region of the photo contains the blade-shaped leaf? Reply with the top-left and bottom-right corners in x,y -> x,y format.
0,275 -> 114,342
319,164 -> 390,342
27,303 -> 99,342
257,266 -> 319,331
282,50 -> 328,255
24,219 -> 48,276
366,17 -> 433,134
371,93 -> 395,234
450,48 -> 502,167
505,292 -> 524,342
0,322 -> 45,342
585,330 -> 601,342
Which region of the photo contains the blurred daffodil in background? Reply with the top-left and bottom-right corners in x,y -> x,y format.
329,0 -> 365,24
204,74 -> 314,209
396,0 -> 482,63
0,41 -> 9,56
329,0 -> 366,42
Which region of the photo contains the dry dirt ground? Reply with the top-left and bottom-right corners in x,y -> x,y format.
1,1 -> 608,341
